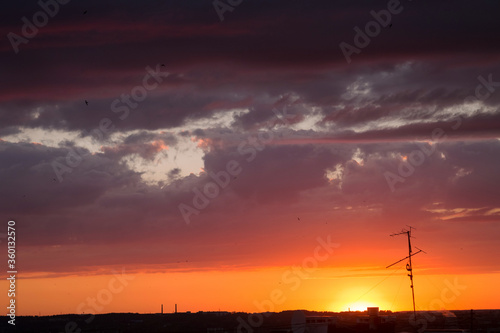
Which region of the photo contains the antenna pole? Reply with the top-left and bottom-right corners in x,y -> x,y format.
407,228 -> 416,320
387,226 -> 424,323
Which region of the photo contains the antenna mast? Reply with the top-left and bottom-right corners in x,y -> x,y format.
386,226 -> 425,320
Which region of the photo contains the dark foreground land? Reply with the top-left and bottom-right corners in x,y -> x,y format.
2,309 -> 499,333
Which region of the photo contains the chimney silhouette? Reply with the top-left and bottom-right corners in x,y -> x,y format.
161,304 -> 163,314
175,304 -> 177,313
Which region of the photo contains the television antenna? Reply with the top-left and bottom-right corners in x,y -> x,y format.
386,226 -> 426,320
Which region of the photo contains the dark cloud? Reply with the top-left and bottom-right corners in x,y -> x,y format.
1,0 -> 499,278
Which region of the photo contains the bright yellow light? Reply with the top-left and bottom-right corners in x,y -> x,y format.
330,286 -> 386,312
343,300 -> 378,312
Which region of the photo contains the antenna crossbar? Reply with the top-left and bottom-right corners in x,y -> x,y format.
387,226 -> 425,323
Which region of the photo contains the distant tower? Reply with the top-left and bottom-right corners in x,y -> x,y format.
175,304 -> 177,313
161,304 -> 163,314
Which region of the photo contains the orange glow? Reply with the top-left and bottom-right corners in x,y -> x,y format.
2,268 -> 500,316
151,139 -> 168,151
196,138 -> 212,150
340,301 -> 378,312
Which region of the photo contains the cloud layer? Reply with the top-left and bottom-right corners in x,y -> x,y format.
1,0 -> 499,279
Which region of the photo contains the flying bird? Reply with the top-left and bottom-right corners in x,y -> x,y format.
83,10 -> 87,15
297,217 -> 301,221
389,23 -> 392,28
85,100 -> 88,106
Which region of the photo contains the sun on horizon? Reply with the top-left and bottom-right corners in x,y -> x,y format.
339,301 -> 379,312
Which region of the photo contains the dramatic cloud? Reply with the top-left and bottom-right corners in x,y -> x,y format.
1,0 -> 499,315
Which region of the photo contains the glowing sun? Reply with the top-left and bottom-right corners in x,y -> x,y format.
343,301 -> 378,312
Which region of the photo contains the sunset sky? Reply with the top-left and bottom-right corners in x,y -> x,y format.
1,0 -> 500,317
